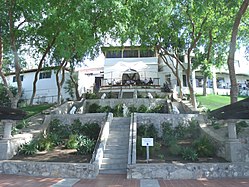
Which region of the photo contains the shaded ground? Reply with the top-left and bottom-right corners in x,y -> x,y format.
11,146 -> 91,163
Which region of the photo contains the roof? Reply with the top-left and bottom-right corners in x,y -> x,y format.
5,66 -> 70,76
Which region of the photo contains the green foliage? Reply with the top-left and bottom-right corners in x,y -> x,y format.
161,122 -> 176,146
193,136 -> 215,157
138,104 -> 148,113
113,104 -> 123,117
148,104 -> 164,113
65,134 -> 79,149
81,122 -> 100,140
168,139 -> 182,156
19,141 -> 38,155
85,92 -> 99,99
16,120 -> 28,130
107,92 -> 116,99
36,136 -> 55,151
185,119 -> 200,139
48,119 -> 70,139
88,103 -> 101,113
128,105 -> 137,113
181,147 -> 198,161
70,119 -> 83,134
99,106 -> 112,113
0,83 -> 18,107
236,121 -> 249,134
77,136 -> 96,155
137,123 -> 158,140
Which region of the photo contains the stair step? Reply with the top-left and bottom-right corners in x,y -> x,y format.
102,158 -> 127,164
99,168 -> 127,174
99,169 -> 127,174
103,153 -> 128,159
100,163 -> 127,169
104,149 -> 128,154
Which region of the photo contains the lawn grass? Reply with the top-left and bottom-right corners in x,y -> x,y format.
196,95 -> 247,111
20,104 -> 54,118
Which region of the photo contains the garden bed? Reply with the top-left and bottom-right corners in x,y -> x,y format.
11,146 -> 91,163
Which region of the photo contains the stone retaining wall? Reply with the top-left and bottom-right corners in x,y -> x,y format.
50,113 -> 107,126
84,98 -> 167,113
137,113 -> 200,136
127,162 -> 249,179
0,161 -> 98,178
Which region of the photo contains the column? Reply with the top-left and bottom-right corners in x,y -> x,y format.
3,120 -> 13,139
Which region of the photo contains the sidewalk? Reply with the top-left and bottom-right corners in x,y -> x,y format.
0,174 -> 249,187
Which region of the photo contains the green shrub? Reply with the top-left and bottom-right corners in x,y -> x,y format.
88,103 -> 101,113
113,104 -> 123,117
99,106 -> 112,113
48,119 -> 70,139
193,136 -> 215,157
16,120 -> 28,129
149,104 -> 164,113
36,136 -> 55,151
161,122 -> 175,145
65,134 -> 79,149
70,119 -> 83,134
236,121 -> 249,134
128,105 -> 137,113
48,133 -> 64,146
181,147 -> 198,161
85,92 -> 98,99
19,142 -> 38,155
136,136 -> 146,157
185,119 -> 200,139
137,124 -> 158,140
138,104 -> 148,113
77,136 -> 96,155
168,140 -> 182,156
81,122 -> 100,140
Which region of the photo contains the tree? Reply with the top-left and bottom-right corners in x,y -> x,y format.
227,0 -> 249,103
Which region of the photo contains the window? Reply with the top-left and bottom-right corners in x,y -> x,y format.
39,72 -> 51,79
140,49 -> 155,57
106,50 -> 122,58
123,50 -> 138,58
13,75 -> 23,82
183,75 -> 187,87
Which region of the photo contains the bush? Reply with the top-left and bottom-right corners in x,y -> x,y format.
70,119 -> 83,134
168,140 -> 182,156
138,104 -> 148,113
193,136 -> 215,157
88,103 -> 101,113
137,123 -> 158,140
36,136 -> 55,151
19,141 -> 38,155
161,122 -> 175,146
181,147 -> 198,161
113,104 -> 123,117
65,134 -> 79,149
48,119 -> 70,139
128,105 -> 137,113
236,121 -> 249,134
77,136 -> 96,155
81,122 -> 100,140
148,104 -> 164,113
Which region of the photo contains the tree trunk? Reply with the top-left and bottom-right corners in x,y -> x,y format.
203,76 -> 207,96
175,62 -> 183,99
56,60 -> 67,105
227,0 -> 249,103
187,50 -> 197,109
70,74 -> 81,100
29,36 -> 57,105
8,0 -> 22,108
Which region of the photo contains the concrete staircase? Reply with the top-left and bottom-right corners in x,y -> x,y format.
100,117 -> 130,174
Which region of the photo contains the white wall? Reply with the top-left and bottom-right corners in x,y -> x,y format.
4,70 -> 71,104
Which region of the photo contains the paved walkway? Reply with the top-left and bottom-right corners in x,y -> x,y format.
1,174 -> 249,187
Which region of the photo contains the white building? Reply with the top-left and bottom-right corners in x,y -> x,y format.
3,67 -> 72,104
